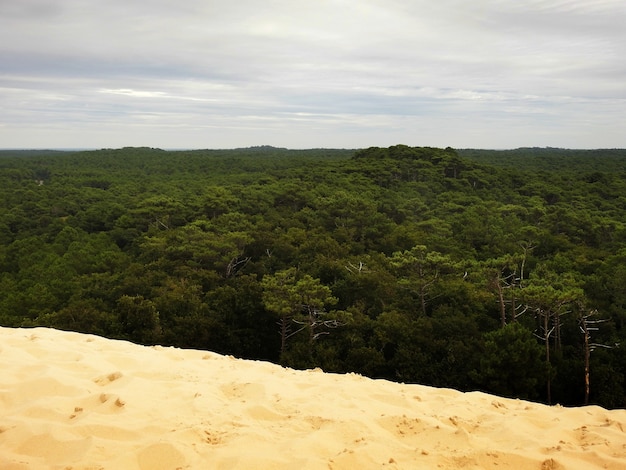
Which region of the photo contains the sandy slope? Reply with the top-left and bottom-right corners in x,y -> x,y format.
0,327 -> 625,469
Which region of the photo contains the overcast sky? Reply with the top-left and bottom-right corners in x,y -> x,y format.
1,0 -> 625,149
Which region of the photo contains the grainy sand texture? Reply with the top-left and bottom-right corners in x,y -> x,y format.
1,327 -> 625,469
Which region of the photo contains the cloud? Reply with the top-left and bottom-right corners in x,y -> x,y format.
0,0 -> 65,19
0,0 -> 625,148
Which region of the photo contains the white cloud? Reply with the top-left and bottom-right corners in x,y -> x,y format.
0,0 -> 624,148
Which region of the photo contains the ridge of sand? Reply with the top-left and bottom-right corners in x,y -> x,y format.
1,327 -> 625,469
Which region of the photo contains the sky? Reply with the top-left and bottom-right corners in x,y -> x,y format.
1,0 -> 625,149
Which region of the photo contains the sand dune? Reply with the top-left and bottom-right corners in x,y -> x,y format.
1,327 -> 625,469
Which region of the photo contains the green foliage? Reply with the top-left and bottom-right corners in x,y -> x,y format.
390,245 -> 455,316
1,145 -> 626,407
116,295 -> 161,344
261,268 -> 338,366
471,323 -> 545,399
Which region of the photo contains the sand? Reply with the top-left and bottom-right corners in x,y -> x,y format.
1,327 -> 625,469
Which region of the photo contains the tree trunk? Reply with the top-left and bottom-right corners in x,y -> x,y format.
279,316 -> 289,358
495,277 -> 506,328
583,321 -> 591,405
544,311 -> 552,405
419,285 -> 428,316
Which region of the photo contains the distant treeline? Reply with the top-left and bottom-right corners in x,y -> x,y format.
1,145 -> 626,408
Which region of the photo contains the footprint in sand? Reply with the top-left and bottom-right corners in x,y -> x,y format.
93,371 -> 124,386
377,415 -> 426,437
69,406 -> 84,420
304,415 -> 333,430
199,428 -> 231,445
541,457 -> 565,470
99,393 -> 126,408
66,392 -> 126,421
219,382 -> 265,402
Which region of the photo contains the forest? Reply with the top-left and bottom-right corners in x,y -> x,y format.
1,145 -> 625,408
